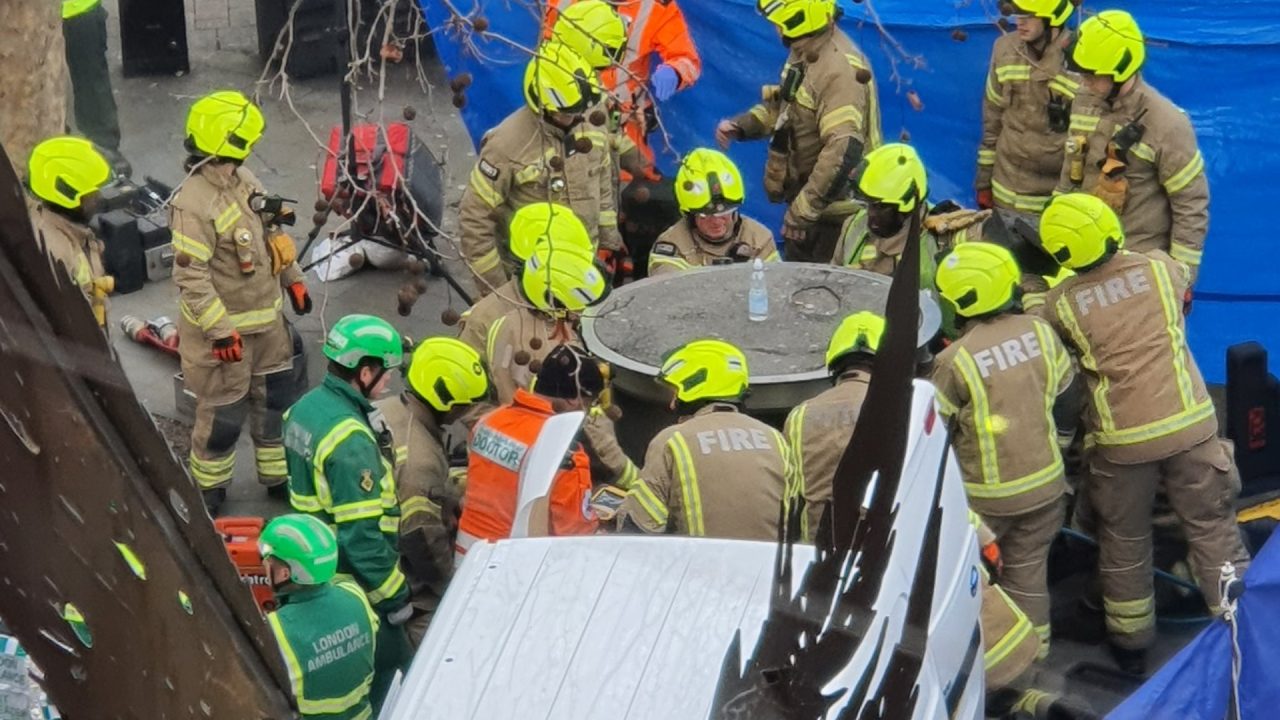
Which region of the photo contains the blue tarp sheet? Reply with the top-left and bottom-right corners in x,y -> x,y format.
1107,528 -> 1280,719
419,0 -> 1280,382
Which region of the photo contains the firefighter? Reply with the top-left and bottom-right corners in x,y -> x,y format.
1058,10 -> 1208,283
259,514 -> 378,720
975,0 -> 1078,213
458,42 -> 624,296
648,148 -> 779,276
1038,194 -> 1250,673
484,240 -> 638,489
932,242 -> 1073,655
457,344 -> 603,560
170,91 -> 311,512
375,337 -> 490,646
26,136 -> 114,327
784,311 -> 881,541
718,0 -> 881,262
283,314 -> 411,708
548,0 -> 702,170
617,340 -> 796,541
63,0 -> 121,156
457,202 -> 594,356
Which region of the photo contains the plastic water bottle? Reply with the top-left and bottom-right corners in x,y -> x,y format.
748,258 -> 768,322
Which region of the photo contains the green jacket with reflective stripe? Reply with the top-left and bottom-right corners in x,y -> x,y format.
284,375 -> 409,612
268,581 -> 378,719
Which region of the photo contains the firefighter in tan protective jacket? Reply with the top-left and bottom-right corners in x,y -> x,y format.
975,0 -> 1078,213
375,337 -> 489,645
1058,10 -> 1209,283
170,91 -> 311,512
458,42 -> 624,297
1037,193 -> 1248,674
716,0 -> 881,263
26,136 -> 114,327
618,340 -> 797,541
932,242 -> 1072,656
784,311 -> 879,541
648,148 -> 778,276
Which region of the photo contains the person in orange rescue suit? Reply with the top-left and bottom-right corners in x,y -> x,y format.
484,239 -> 639,490
170,90 -> 311,513
932,241 -> 1073,657
26,136 -> 114,327
717,0 -> 882,262
975,0 -> 1078,214
1037,193 -> 1249,675
783,311 -> 880,541
1058,10 -> 1209,285
547,0 -> 702,171
617,340 -> 797,541
375,337 -> 490,646
456,344 -> 604,561
544,0 -> 654,180
648,148 -> 779,276
458,42 -> 624,297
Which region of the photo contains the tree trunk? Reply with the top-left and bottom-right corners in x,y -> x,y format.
0,0 -> 67,168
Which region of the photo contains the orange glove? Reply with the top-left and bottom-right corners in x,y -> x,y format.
212,331 -> 243,363
981,540 -> 1004,580
287,282 -> 312,315
976,188 -> 994,210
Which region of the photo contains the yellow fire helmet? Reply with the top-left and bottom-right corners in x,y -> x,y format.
658,339 -> 750,404
1010,0 -> 1074,28
27,136 -> 112,210
757,0 -> 836,40
1039,193 -> 1126,270
185,90 -> 265,161
523,41 -> 602,115
1071,10 -> 1145,83
551,0 -> 627,71
936,242 -> 1022,318
824,310 -> 886,369
853,143 -> 929,213
521,242 -> 608,313
675,148 -> 746,215
405,337 -> 489,412
508,202 -> 594,262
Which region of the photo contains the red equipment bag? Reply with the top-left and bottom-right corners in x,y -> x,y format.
320,122 -> 411,200
214,517 -> 277,613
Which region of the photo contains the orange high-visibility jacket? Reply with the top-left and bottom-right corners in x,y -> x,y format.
546,0 -> 701,162
457,389 -> 597,557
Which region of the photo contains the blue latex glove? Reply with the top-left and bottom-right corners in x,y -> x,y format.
650,64 -> 679,102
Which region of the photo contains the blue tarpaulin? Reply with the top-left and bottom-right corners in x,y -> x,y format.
419,0 -> 1280,382
1107,528 -> 1280,719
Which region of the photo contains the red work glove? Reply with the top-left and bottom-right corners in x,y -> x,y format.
287,282 -> 312,315
212,331 -> 244,363
976,188 -> 994,210
981,540 -> 1004,580
596,247 -> 631,284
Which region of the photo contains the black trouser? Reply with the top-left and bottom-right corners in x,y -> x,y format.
64,3 -> 121,151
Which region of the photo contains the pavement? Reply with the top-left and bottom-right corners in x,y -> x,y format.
96,2 -> 476,516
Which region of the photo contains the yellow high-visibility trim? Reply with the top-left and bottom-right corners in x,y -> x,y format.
189,451 -> 236,487
786,405 -> 807,506
180,298 -> 228,331
963,458 -> 1062,499
1170,244 -> 1203,266
1069,115 -> 1100,133
649,255 -> 693,273
471,248 -> 502,275
669,433 -> 705,536
991,180 -> 1050,213
214,204 -> 243,234
1092,401 -> 1216,447
748,104 -> 772,127
1054,293 -> 1115,432
1130,142 -> 1156,164
985,74 -> 1003,106
1048,74 -> 1079,98
984,602 -> 1034,670
379,515 -> 400,534
977,149 -> 996,166
994,65 -> 1031,83
1164,151 -> 1205,194
953,349 -> 1002,486
1151,259 -> 1197,410
468,166 -> 504,208
267,612 -> 307,702
485,315 -> 507,370
366,565 -> 407,605
1104,595 -> 1155,635
272,603 -> 374,717
332,499 -> 384,523
629,479 -> 669,527
616,460 -> 639,490
290,493 -> 324,513
399,495 -> 440,523
819,105 -> 864,137
793,85 -> 816,110
63,0 -> 101,19
599,210 -> 618,227
313,419 -> 378,510
227,297 -> 282,330
171,231 -> 212,262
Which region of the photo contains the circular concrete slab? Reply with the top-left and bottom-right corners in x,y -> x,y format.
581,262 -> 940,412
